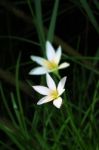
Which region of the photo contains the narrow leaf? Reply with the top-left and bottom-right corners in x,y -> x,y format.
80,0 -> 99,33
47,0 -> 59,42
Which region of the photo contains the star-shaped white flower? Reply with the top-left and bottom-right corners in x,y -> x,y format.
32,74 -> 67,108
29,41 -> 70,75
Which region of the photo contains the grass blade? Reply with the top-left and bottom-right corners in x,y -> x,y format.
94,0 -> 99,10
80,0 -> 99,33
0,123 -> 24,150
15,53 -> 28,138
0,83 -> 17,127
47,0 -> 59,42
34,0 -> 45,50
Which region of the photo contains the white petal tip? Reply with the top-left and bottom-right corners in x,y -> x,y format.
37,99 -> 44,105
59,62 -> 70,69
30,55 -> 33,59
29,67 -> 48,75
53,97 -> 62,109
37,102 -> 42,105
53,103 -> 62,108
29,69 -> 39,75
29,71 -> 35,75
32,86 -> 35,89
55,105 -> 61,109
63,76 -> 67,84
46,41 -> 50,44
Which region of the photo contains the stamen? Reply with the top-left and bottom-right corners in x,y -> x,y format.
43,60 -> 58,70
51,90 -> 59,99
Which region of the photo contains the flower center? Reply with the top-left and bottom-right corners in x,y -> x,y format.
43,60 -> 58,70
51,90 -> 59,99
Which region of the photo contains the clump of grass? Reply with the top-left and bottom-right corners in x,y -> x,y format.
0,0 -> 99,150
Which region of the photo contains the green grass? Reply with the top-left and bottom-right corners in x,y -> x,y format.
0,0 -> 99,150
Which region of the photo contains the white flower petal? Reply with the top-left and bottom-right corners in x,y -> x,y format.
58,76 -> 67,90
29,67 -> 48,75
55,46 -> 62,64
46,41 -> 55,60
59,62 -> 70,69
32,86 -> 50,95
58,88 -> 65,96
37,95 -> 54,105
30,56 -> 46,66
46,74 -> 56,90
57,77 -> 67,95
53,97 -> 62,108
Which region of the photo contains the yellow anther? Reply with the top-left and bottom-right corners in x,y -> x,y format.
44,60 -> 58,70
51,90 -> 59,99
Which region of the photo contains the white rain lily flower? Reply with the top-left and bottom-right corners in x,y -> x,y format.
32,74 -> 67,108
29,41 -> 70,75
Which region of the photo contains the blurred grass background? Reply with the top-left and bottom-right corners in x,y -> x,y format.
0,0 -> 99,149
